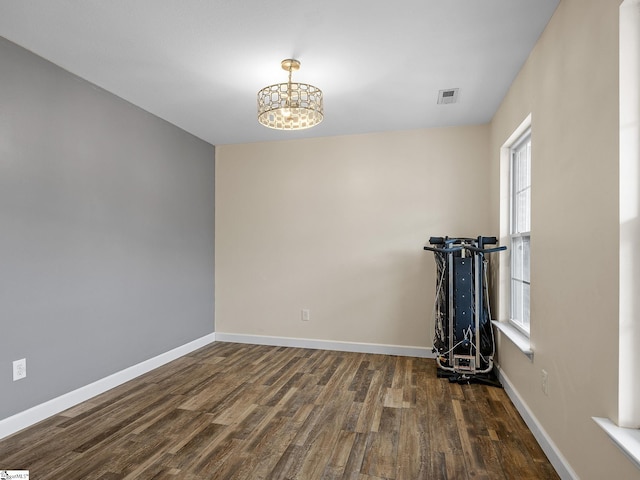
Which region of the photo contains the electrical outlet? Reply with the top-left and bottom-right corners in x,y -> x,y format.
541,369 -> 549,396
13,358 -> 27,381
301,309 -> 310,321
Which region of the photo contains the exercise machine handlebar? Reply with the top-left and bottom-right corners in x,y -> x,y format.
464,245 -> 507,254
424,236 -> 504,255
423,245 -> 464,253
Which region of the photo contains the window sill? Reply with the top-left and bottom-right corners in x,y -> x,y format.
593,417 -> 640,470
492,320 -> 534,360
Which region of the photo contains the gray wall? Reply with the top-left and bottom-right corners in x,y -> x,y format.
0,37 -> 215,420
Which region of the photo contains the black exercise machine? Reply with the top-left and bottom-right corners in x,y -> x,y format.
423,236 -> 506,385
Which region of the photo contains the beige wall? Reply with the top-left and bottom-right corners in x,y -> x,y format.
490,0 -> 635,478
216,126 -> 490,348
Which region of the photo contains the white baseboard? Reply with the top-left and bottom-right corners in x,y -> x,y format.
215,332 -> 434,358
0,332 -> 216,441
496,365 -> 579,480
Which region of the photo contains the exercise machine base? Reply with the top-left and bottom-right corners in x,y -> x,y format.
436,367 -> 502,388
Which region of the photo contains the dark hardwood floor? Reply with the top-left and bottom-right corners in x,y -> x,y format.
0,342 -> 559,479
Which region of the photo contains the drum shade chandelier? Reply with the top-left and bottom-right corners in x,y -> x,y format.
257,59 -> 323,130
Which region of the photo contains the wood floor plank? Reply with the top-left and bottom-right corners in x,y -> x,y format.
425,377 -> 463,456
295,387 -> 356,479
341,432 -> 369,480
243,415 -> 301,479
265,442 -> 309,479
452,398 -> 490,480
361,407 -> 401,478
0,342 -> 560,480
445,452 -> 469,480
396,406 -> 429,480
354,370 -> 385,433
162,422 -> 228,470
321,430 -> 357,479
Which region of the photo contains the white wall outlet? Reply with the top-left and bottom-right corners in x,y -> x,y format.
301,309 -> 310,321
541,369 -> 549,396
13,358 -> 27,381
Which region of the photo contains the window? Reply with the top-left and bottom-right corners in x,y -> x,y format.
510,130 -> 531,334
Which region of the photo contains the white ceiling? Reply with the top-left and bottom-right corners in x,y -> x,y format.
0,0 -> 559,146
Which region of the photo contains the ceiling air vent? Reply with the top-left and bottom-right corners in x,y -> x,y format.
437,88 -> 459,105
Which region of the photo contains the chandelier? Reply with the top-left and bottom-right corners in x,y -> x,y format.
257,59 -> 324,130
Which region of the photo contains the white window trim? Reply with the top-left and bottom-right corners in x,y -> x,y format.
593,418 -> 640,470
492,320 -> 533,360
593,0 -> 640,470
495,114 -> 533,358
